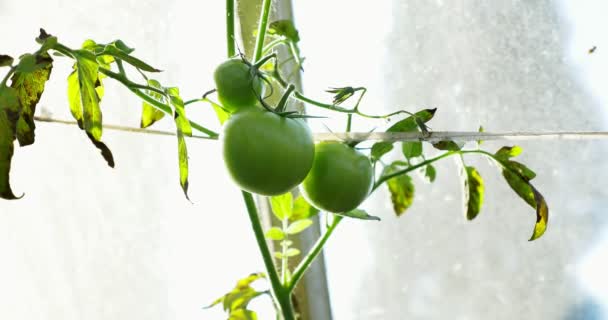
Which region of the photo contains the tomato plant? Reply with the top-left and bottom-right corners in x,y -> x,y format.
221,108 -> 314,196
300,142 -> 373,213
0,0 -> 552,319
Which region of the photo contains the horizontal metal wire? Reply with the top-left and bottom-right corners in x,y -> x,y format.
33,116 -> 608,142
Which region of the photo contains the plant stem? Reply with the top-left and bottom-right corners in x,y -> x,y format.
253,0 -> 273,62
226,0 -> 236,57
287,214 -> 343,293
281,217 -> 289,284
372,151 -> 457,192
1,66 -> 16,87
97,67 -> 219,138
242,191 -> 295,320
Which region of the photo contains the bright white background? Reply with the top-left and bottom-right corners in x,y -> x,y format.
1,0 -> 608,319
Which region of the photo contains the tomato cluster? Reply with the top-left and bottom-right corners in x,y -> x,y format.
214,58 -> 373,212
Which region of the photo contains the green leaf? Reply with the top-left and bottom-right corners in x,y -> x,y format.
166,87 -> 192,136
176,131 -> 189,200
265,227 -> 285,240
67,70 -> 83,128
15,54 -> 38,73
502,160 -> 536,181
229,309 -> 258,320
424,164 -> 436,183
285,219 -> 313,234
111,39 -> 135,54
495,146 -> 523,160
385,165 -> 415,216
432,140 -> 463,151
140,79 -> 165,128
73,49 -> 103,141
371,142 -> 393,161
9,53 -> 53,146
206,273 -> 266,312
274,252 -> 283,259
402,141 -> 422,159
284,248 -> 301,257
206,99 -> 230,125
0,55 -> 14,67
338,209 -> 381,221
502,169 -> 536,208
268,20 -> 300,43
501,167 -> 549,240
291,195 -> 320,220
0,86 -> 22,199
464,166 -> 484,220
270,192 -> 293,221
529,187 -> 549,241
101,44 -> 161,72
370,108 -> 436,161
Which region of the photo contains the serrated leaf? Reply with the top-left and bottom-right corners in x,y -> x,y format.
101,44 -> 161,72
0,86 -> 22,199
371,142 -> 393,161
495,146 -> 523,160
402,141 -> 422,159
140,79 -> 165,128
432,140 -> 463,151
284,248 -> 301,257
268,20 -> 300,43
0,55 -> 13,67
338,209 -> 381,221
176,131 -> 189,200
9,53 -> 53,146
285,219 -> 313,234
464,166 -> 484,220
166,87 -> 192,136
265,227 -> 285,240
270,192 -> 293,221
385,165 -> 415,216
291,195 -> 320,220
424,164 -> 436,183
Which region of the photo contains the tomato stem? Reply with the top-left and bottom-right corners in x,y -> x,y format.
253,0 -> 273,63
276,84 -> 295,113
287,214 -> 343,293
226,0 -> 236,57
242,191 -> 295,320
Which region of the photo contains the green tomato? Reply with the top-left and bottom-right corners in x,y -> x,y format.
300,142 -> 373,213
213,59 -> 263,113
221,109 -> 314,196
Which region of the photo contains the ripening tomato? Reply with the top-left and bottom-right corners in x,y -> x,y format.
300,142 -> 373,213
221,109 -> 314,196
213,59 -> 263,113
